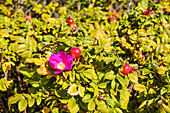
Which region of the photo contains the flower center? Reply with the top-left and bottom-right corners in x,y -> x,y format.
57,62 -> 66,70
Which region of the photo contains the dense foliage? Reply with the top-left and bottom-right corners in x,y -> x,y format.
0,0 -> 170,113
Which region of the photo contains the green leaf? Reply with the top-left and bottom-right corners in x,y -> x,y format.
19,50 -> 32,58
115,108 -> 123,113
148,98 -> 154,106
19,63 -> 34,78
51,108 -> 59,113
160,87 -> 167,95
0,78 -> 7,91
128,73 -> 138,83
68,97 -> 79,112
28,98 -> 35,107
104,56 -> 117,64
82,94 -> 91,103
138,29 -> 147,36
139,100 -> 147,109
10,36 -> 25,43
142,68 -> 151,75
8,96 -> 21,108
88,99 -> 95,111
116,74 -> 126,86
106,99 -> 115,108
114,58 -> 122,67
103,71 -> 116,80
162,103 -> 170,112
111,79 -> 116,89
133,83 -> 146,92
83,69 -> 97,79
94,86 -> 99,97
22,94 -> 31,99
26,35 -> 37,52
119,96 -> 129,109
96,100 -> 109,113
159,106 -> 167,113
36,96 -> 42,105
157,66 -> 168,75
78,85 -> 85,97
14,44 -> 28,53
67,84 -> 79,96
18,99 -> 27,112
98,82 -> 107,89
119,89 -> 130,100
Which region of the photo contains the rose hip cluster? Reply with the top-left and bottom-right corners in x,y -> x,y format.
143,10 -> 154,17
108,16 -> 116,21
52,17 -> 132,75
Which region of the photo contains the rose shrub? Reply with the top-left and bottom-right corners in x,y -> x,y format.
0,0 -> 170,113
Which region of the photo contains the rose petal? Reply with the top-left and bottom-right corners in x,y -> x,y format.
49,60 -> 58,69
64,56 -> 73,70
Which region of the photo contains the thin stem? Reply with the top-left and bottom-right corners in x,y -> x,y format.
67,0 -> 77,9
116,0 -> 127,11
43,0 -> 46,7
25,0 -> 40,14
127,0 -> 133,13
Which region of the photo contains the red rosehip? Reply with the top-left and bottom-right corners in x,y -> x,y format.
148,11 -> 154,17
162,8 -> 166,11
26,17 -> 31,22
143,10 -> 148,15
67,18 -> 74,24
70,47 -> 81,58
123,35 -> 126,37
108,16 -> 116,21
122,63 -> 132,75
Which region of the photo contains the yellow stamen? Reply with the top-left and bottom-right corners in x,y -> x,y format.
57,62 -> 66,70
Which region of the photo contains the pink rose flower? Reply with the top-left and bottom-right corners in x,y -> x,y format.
49,51 -> 73,74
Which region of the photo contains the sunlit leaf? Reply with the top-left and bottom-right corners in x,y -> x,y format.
67,84 -> 79,96
18,99 -> 27,112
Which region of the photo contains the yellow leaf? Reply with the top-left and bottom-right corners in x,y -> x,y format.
42,107 -> 51,113
78,86 -> 85,97
138,29 -> 147,36
162,103 -> 170,112
133,83 -> 146,92
157,66 -> 168,75
37,64 -> 50,75
62,82 -> 69,89
46,72 -> 54,79
2,61 -> 15,72
67,84 -> 79,96
148,88 -> 156,94
17,9 -> 23,13
25,58 -> 42,65
128,73 -> 138,83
